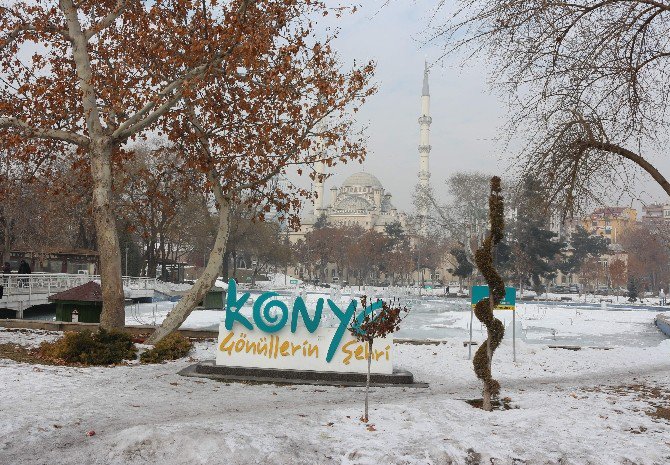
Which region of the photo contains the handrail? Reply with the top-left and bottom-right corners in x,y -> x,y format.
0,273 -> 158,298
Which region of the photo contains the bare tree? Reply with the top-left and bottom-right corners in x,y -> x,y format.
432,0 -> 670,212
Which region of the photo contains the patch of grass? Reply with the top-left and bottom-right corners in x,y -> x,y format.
584,383 -> 670,425
0,343 -> 55,365
39,329 -> 137,366
648,406 -> 670,421
140,333 -> 193,363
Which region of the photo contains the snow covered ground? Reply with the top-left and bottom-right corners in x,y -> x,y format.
1,322 -> 670,464
125,295 -> 669,348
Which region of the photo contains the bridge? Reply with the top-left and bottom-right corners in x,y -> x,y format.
0,273 -> 157,318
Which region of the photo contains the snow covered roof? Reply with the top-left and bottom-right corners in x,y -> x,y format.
48,281 -> 102,302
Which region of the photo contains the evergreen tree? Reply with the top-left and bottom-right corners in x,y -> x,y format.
384,221 -> 406,249
313,212 -> 329,230
511,177 -> 565,293
627,277 -> 639,302
448,247 -> 473,288
493,240 -> 512,277
560,226 -> 609,275
118,224 -> 143,277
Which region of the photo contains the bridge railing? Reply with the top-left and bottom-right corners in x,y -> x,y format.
1,273 -> 96,297
0,273 -> 158,299
122,276 -> 157,290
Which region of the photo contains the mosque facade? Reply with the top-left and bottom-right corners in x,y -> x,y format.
289,62 -> 432,242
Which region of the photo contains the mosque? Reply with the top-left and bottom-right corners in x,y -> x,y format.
289,62 -> 433,242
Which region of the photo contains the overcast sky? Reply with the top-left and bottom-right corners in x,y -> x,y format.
306,1 -> 670,214
303,1 -> 516,212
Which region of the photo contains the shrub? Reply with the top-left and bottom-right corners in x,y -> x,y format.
40,329 -> 137,366
140,333 -> 192,363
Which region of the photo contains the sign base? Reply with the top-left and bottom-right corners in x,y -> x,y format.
179,361 -> 426,388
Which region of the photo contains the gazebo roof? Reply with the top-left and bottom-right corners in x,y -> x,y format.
49,281 -> 103,302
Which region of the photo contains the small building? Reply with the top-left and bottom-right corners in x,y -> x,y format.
50,281 -> 103,323
9,248 -> 99,275
202,286 -> 226,310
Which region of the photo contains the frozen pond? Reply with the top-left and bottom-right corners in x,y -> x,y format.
125,291 -> 668,348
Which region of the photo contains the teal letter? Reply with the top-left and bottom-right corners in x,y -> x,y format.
325,299 -> 357,363
253,292 -> 289,333
291,297 -> 323,333
224,279 -> 253,331
352,300 -> 383,335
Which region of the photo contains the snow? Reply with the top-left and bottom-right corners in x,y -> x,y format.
0,328 -> 60,348
152,280 -> 192,295
125,296 -> 668,349
1,318 -> 669,464
254,272 -> 303,289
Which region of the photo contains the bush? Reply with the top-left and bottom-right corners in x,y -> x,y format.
40,329 -> 137,366
140,333 -> 192,363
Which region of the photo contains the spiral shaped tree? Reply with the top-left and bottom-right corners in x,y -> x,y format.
473,176 -> 506,411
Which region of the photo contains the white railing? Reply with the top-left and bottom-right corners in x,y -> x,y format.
0,273 -> 158,299
122,276 -> 158,290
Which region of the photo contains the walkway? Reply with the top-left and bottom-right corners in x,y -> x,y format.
0,274 -> 156,317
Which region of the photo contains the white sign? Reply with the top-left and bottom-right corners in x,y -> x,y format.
216,323 -> 393,374
216,279 -> 396,375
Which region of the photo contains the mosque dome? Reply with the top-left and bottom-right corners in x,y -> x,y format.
341,172 -> 384,190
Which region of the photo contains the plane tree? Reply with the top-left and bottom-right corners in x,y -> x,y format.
146,5 -> 375,342
0,0 -> 313,328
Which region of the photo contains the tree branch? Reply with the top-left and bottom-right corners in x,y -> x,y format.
83,0 -> 127,40
582,140 -> 670,197
0,22 -> 70,52
111,0 -> 259,142
0,117 -> 88,146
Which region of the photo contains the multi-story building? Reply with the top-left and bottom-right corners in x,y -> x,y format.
641,203 -> 670,224
581,206 -> 637,244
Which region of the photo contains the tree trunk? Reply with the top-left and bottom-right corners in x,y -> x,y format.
251,265 -> 258,286
482,336 -> 493,410
222,250 -> 231,280
482,297 -> 494,412
61,0 -> 125,328
147,198 -> 231,344
90,143 -> 125,329
2,218 -> 10,264
365,339 -> 372,422
159,234 -> 165,281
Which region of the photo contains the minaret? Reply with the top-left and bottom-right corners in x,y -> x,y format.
418,60 -> 432,191
417,61 -> 432,230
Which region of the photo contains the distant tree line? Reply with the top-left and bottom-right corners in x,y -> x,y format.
420,171 -> 669,295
